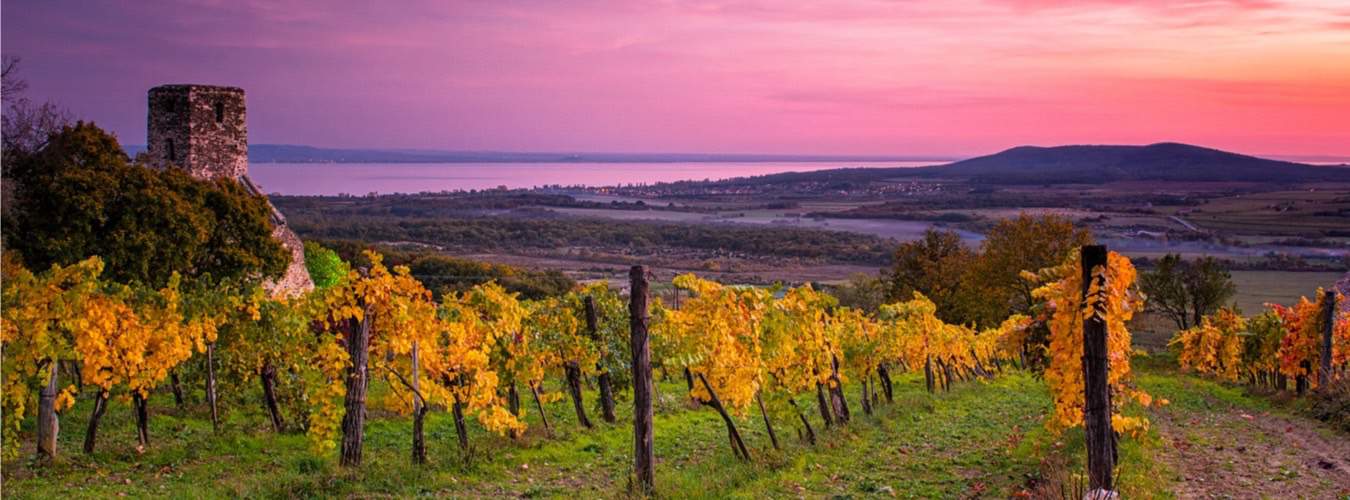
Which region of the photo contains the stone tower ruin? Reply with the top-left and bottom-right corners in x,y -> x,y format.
147,84 -> 314,297
147,85 -> 249,180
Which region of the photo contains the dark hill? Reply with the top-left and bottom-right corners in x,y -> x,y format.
904,143 -> 1350,184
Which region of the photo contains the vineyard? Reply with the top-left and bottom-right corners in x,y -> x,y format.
2,245 -> 1348,498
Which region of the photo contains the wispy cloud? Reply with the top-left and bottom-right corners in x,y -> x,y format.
2,0 -> 1347,156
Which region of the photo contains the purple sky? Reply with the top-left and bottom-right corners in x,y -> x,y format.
4,0 -> 1349,157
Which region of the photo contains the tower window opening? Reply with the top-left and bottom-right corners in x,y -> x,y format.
214,102 -> 225,123
166,139 -> 175,161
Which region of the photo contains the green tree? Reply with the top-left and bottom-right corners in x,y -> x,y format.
884,229 -> 976,324
831,273 -> 886,314
3,122 -> 287,288
966,214 -> 1093,326
1139,254 -> 1236,330
303,241 -> 350,289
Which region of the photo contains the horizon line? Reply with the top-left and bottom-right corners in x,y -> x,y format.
118,142 -> 1350,165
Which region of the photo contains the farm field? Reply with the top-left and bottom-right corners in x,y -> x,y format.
4,357 -> 1347,498
1128,270 -> 1343,351
1229,271 -> 1346,313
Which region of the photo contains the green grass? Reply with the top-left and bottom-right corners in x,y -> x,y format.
19,356 -> 1308,498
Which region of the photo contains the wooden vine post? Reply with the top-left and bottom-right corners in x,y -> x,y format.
36,363 -> 59,460
629,265 -> 655,494
261,361 -> 285,432
206,342 -> 220,431
339,304 -> 373,467
1320,290 -> 1337,389
585,296 -> 618,423
1080,245 -> 1115,494
411,341 -> 427,464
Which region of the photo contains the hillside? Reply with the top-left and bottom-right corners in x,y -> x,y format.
701,143 -> 1350,187
907,142 -> 1350,184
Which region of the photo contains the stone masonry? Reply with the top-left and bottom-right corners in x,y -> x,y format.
147,85 -> 249,180
147,84 -> 314,297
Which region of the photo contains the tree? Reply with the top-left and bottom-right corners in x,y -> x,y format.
654,274 -> 770,460
307,251 -> 454,466
575,283 -> 629,423
2,56 -> 72,167
2,255 -> 218,457
4,122 -> 288,289
213,286 -> 313,433
967,214 -> 1093,327
530,296 -> 593,428
1170,308 -> 1246,381
77,274 -> 217,453
1270,293 -> 1326,393
303,241 -> 350,289
1139,254 -> 1236,330
830,273 -> 886,314
1,255 -> 100,460
425,293 -> 524,454
759,284 -> 843,440
884,229 -> 977,325
464,282 -> 550,437
1241,311 -> 1285,387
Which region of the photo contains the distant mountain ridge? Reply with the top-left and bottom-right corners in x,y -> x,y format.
906,142 -> 1350,184
710,142 -> 1350,186
123,143 -> 949,164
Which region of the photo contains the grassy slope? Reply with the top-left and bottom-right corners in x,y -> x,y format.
7,356 -> 1340,499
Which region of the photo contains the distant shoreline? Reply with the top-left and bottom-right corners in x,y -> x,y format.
122,143 -> 1350,166
123,143 -> 959,165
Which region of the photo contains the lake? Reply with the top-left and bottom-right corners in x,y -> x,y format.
247,161 -> 938,196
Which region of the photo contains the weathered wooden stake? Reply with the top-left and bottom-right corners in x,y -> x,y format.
1320,290 -> 1337,389
756,392 -> 780,450
83,390 -> 108,454
411,341 -> 426,464
1080,245 -> 1115,493
585,296 -> 617,423
629,265 -> 655,494
530,382 -> 553,435
789,398 -> 816,445
446,374 -> 470,453
860,377 -> 873,416
206,343 -> 220,431
815,382 -> 834,427
36,362 -> 59,461
133,392 -> 150,448
697,373 -> 751,461
877,363 -> 894,403
828,355 -> 851,423
565,362 -> 593,428
924,356 -> 936,394
261,362 -> 285,432
339,307 -> 373,467
169,371 -> 185,408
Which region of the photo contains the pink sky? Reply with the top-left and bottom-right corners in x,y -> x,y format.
3,0 -> 1349,157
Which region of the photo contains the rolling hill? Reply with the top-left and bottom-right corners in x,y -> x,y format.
711,142 -> 1350,186
904,142 -> 1350,184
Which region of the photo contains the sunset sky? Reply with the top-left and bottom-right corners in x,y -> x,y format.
4,0 -> 1349,157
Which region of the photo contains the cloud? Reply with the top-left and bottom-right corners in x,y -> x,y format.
2,0 -> 1347,156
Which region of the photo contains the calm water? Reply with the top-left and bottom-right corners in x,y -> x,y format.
247,161 -> 938,196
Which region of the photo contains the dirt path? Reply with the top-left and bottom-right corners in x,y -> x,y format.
1152,404 -> 1350,499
